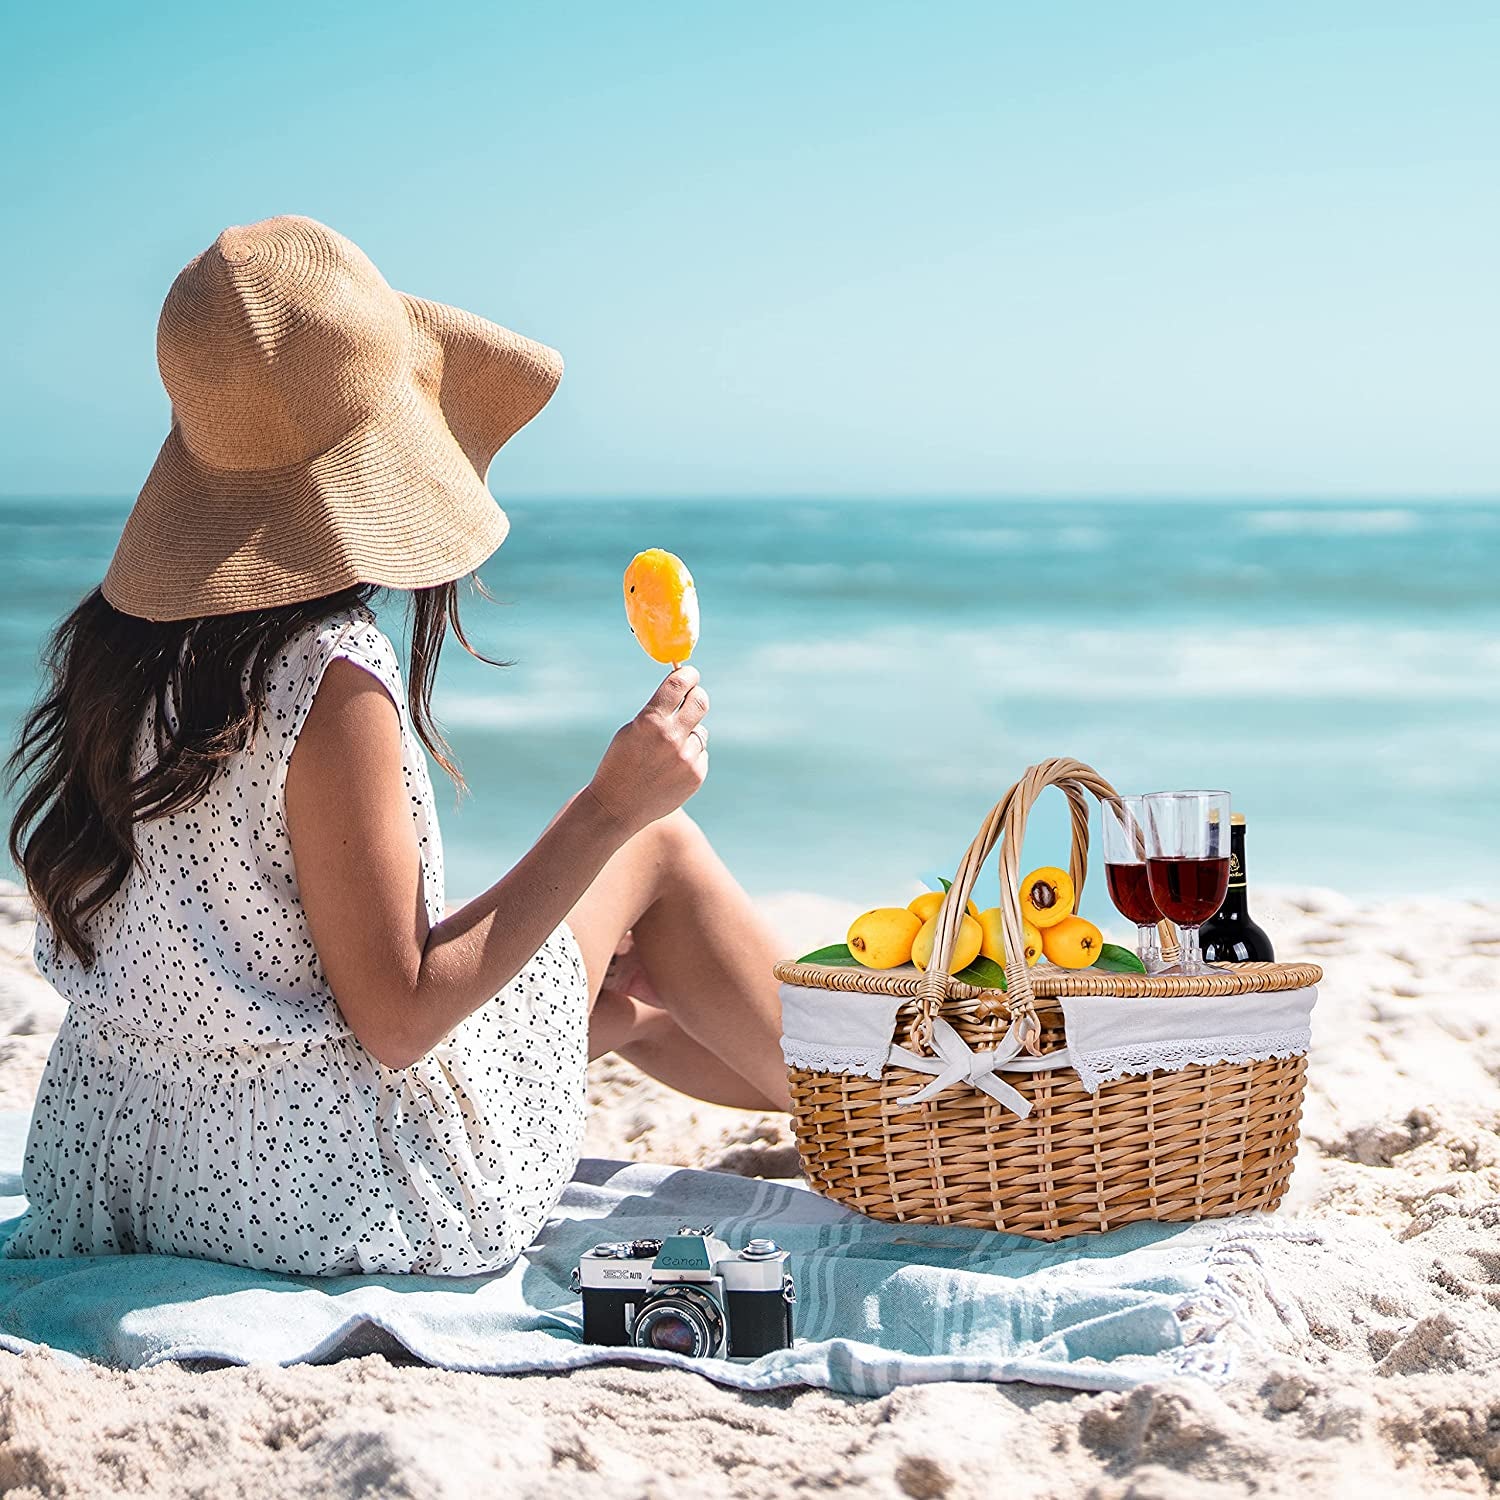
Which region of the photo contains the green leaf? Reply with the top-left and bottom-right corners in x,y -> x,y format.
953,955 -> 1008,990
937,876 -> 953,893
1093,942 -> 1148,974
795,943 -> 865,967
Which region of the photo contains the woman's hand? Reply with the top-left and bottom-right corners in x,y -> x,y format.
585,666 -> 709,836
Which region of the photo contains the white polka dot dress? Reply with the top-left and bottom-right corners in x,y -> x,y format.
5,604 -> 590,1276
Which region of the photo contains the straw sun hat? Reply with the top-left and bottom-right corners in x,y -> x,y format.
102,215 -> 563,621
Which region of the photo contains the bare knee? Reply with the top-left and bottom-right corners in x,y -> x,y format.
639,808 -> 709,876
657,806 -> 701,843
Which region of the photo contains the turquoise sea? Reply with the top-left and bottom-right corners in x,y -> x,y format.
3,497 -> 1498,915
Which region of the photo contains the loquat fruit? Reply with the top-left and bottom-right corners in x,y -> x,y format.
846,908 -> 923,969
907,890 -> 980,924
911,912 -> 983,974
977,908 -> 1044,968
1040,915 -> 1104,969
1019,867 -> 1075,929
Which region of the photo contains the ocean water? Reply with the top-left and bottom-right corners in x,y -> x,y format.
3,497 -> 1498,921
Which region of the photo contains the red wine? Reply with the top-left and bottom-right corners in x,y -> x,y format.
1147,856 -> 1229,926
1106,863 -> 1161,925
1201,815 -> 1275,963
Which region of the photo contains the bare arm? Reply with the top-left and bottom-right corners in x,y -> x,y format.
286,659 -> 709,1068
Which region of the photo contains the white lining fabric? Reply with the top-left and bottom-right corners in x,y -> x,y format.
780,981 -> 1316,1112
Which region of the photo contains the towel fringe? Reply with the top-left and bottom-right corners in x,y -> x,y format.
1164,1220 -> 1327,1382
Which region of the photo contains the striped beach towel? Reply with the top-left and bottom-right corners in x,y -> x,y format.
0,1109 -> 1301,1395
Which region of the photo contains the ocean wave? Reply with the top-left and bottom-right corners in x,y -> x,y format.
938,527 -> 1030,551
937,524 -> 1106,552
1242,508 -> 1422,536
437,666 -> 611,730
438,697 -> 603,729
742,625 -> 1500,703
741,561 -> 898,585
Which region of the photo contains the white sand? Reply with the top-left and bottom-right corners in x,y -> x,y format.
3,881 -> 1500,1497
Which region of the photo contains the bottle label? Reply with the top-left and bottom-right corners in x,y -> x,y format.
1228,851 -> 1245,890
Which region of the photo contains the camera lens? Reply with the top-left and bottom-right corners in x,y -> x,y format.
630,1286 -> 725,1359
643,1310 -> 698,1355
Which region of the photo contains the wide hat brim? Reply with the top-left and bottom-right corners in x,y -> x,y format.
102,294 -> 562,622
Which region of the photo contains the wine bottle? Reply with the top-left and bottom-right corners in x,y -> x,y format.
1200,814 -> 1275,963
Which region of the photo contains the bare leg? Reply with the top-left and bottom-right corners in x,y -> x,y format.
591,990 -> 776,1108
567,811 -> 791,1111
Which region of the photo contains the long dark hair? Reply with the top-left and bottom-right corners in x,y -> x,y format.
7,580 -> 491,966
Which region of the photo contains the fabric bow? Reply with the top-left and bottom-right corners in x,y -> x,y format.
890,1016 -> 1033,1119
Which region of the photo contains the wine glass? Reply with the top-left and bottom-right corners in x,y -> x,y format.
1143,791 -> 1232,977
1101,795 -> 1165,974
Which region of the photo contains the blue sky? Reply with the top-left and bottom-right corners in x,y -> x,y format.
2,2 -> 1496,499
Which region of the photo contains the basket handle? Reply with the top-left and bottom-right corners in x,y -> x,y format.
914,758 -> 1180,1041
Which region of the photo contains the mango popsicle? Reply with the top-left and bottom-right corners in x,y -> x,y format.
623,549 -> 699,667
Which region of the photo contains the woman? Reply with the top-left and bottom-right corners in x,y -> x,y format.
4,215 -> 789,1276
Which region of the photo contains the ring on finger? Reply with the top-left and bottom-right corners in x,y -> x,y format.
689,726 -> 709,752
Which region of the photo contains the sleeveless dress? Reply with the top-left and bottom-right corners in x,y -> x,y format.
4,604 -> 590,1276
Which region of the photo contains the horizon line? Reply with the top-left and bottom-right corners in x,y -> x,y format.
3,491 -> 1498,507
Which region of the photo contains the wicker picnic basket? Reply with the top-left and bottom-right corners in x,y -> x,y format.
774,758 -> 1321,1240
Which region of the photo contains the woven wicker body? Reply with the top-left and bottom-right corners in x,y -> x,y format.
775,759 -> 1321,1240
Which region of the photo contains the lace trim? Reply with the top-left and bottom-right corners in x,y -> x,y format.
783,1024 -> 1312,1095
781,1038 -> 889,1080
1071,1027 -> 1312,1095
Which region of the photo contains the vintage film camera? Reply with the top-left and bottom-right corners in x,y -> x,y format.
573,1226 -> 795,1360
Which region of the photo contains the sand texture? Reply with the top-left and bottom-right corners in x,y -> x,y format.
2,883 -> 1500,1498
